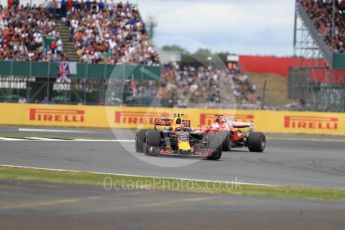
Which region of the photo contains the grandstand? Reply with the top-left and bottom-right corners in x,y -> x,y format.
0,0 -> 158,64
0,0 -> 260,108
292,0 -> 345,112
0,0 -> 161,104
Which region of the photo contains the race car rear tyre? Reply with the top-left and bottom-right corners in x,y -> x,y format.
218,131 -> 231,151
247,132 -> 266,152
135,129 -> 148,153
207,134 -> 222,160
144,131 -> 161,156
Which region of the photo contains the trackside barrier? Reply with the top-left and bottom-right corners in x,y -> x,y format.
0,103 -> 345,135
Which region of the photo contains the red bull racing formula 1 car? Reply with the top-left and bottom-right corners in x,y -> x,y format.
196,114 -> 266,152
135,114 -> 223,160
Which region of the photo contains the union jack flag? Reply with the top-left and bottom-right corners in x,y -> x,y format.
58,61 -> 71,83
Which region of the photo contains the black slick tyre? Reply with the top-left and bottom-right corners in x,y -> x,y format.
135,129 -> 148,153
247,132 -> 266,152
206,134 -> 222,160
144,131 -> 161,156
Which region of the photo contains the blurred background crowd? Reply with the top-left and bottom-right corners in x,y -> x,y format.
0,1 -> 260,108
67,1 -> 159,65
0,4 -> 63,61
301,0 -> 345,53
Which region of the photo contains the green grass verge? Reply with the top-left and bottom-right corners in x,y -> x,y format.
1,166 -> 345,202
249,74 -> 294,106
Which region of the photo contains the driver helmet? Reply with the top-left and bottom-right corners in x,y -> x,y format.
174,117 -> 184,131
219,118 -> 226,125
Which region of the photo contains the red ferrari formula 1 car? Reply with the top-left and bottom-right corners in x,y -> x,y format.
135,114 -> 223,160
196,114 -> 266,152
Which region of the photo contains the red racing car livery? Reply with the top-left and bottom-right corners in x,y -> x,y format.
196,114 -> 266,152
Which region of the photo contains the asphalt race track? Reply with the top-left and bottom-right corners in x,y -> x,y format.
0,126 -> 345,188
1,126 -> 345,229
1,180 -> 345,230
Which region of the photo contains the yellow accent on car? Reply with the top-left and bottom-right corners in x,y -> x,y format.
178,141 -> 191,151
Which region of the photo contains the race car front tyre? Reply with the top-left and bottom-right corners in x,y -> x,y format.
247,132 -> 266,152
135,129 -> 148,153
144,131 -> 161,156
218,131 -> 231,151
207,134 -> 222,160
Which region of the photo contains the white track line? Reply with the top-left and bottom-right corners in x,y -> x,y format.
0,137 -> 26,141
0,164 -> 278,187
73,139 -> 134,142
0,137 -> 134,142
18,128 -> 94,133
25,137 -> 65,141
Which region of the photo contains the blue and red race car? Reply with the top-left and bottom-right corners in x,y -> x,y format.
135,113 -> 222,160
135,114 -> 266,160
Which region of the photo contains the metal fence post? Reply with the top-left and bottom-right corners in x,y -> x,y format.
84,63 -> 88,104
29,61 -> 32,101
47,62 -> 51,100
101,63 -> 107,105
10,60 -> 13,76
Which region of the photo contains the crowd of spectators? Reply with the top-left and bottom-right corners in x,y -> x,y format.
118,62 -> 260,108
0,1 -> 159,65
158,63 -> 259,108
0,4 -> 64,61
301,0 -> 345,53
67,1 -> 159,65
1,1 -> 259,108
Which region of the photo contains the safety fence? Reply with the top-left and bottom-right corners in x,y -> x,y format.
0,61 -> 161,104
0,61 -> 161,80
1,103 -> 344,135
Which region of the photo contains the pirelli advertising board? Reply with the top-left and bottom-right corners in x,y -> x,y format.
0,103 -> 344,135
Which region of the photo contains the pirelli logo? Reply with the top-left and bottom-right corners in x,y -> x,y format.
29,108 -> 85,123
284,116 -> 338,130
114,111 -> 170,125
200,113 -> 254,126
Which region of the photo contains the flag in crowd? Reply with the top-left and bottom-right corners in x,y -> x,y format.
57,61 -> 71,83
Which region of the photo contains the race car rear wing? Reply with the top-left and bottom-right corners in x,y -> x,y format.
154,118 -> 172,126
154,118 -> 191,129
232,121 -> 254,130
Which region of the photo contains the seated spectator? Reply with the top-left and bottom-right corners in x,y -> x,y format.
18,97 -> 27,104
41,96 -> 50,104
